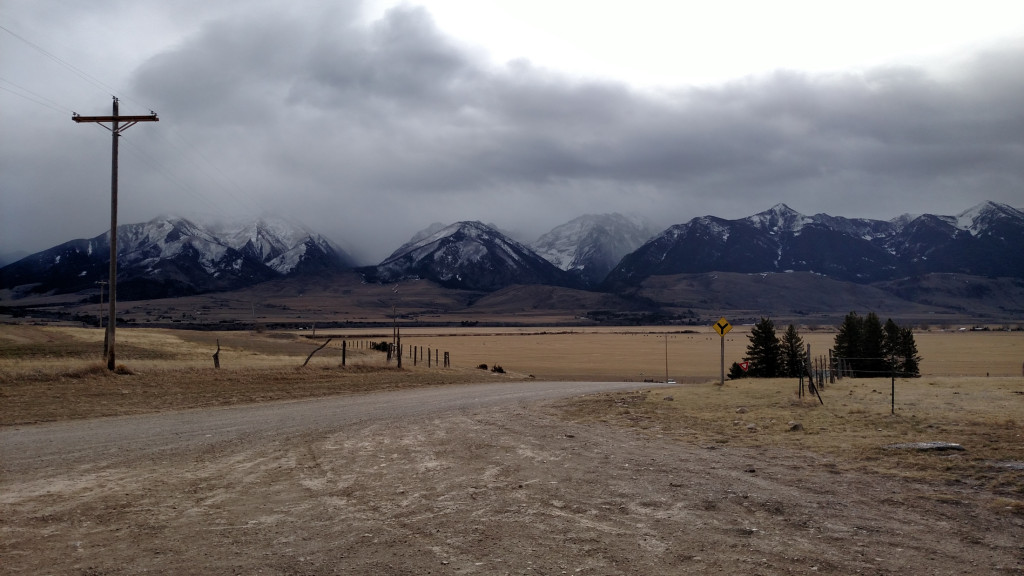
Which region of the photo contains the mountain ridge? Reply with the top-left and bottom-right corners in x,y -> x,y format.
0,215 -> 353,300
369,221 -> 580,292
3,202 -> 1022,318
604,201 -> 1024,287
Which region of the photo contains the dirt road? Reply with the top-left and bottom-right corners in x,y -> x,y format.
3,381 -> 1022,575
1,381 -> 663,474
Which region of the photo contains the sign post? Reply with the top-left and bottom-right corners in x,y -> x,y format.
713,317 -> 732,385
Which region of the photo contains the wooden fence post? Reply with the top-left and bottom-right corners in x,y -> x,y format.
342,340 -> 346,367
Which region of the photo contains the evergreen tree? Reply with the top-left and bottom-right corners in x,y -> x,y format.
779,324 -> 806,377
835,313 -> 922,378
745,317 -> 782,377
834,312 -> 863,376
897,326 -> 922,377
881,318 -> 902,372
861,312 -> 886,376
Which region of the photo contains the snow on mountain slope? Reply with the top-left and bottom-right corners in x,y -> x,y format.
604,201 -> 1024,287
955,201 -> 1024,236
374,221 -> 579,291
532,213 -> 656,286
0,215 -> 352,299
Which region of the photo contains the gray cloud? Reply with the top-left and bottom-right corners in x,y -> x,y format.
2,3 -> 1022,264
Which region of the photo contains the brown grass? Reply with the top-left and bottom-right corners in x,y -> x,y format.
0,363 -> 490,425
0,324 -> 489,425
3,323 -> 1023,503
560,376 -> 1024,503
332,326 -> 1024,379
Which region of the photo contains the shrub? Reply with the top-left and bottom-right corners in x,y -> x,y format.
728,362 -> 748,380
477,363 -> 488,370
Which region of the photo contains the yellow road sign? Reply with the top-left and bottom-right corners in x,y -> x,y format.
713,317 -> 732,336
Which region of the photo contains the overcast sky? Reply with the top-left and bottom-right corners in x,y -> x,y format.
2,0 -> 1023,263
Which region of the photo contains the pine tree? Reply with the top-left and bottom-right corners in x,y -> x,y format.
882,318 -> 902,372
745,317 -> 782,377
897,326 -> 922,377
834,312 -> 863,376
836,313 -> 922,378
861,312 -> 886,376
779,324 -> 805,377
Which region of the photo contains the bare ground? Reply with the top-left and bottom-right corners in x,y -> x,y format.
3,387 -> 1023,575
2,325 -> 1023,574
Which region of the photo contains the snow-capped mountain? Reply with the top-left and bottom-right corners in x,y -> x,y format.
5,202 -> 1021,304
370,221 -> 580,291
604,202 -> 1024,287
531,214 -> 656,286
211,217 -> 350,275
0,216 -> 353,299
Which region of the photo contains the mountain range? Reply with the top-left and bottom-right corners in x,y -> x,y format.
2,203 -> 1022,317
604,201 -> 1024,287
0,216 -> 353,300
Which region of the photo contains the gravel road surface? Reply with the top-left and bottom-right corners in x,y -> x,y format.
3,380 -> 1022,575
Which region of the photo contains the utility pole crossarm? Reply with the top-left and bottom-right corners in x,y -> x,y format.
73,114 -> 158,123
73,112 -> 158,132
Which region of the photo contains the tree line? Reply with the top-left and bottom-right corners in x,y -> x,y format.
730,312 -> 921,379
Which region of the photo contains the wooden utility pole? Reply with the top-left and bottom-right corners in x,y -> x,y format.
74,97 -> 158,370
664,333 -> 669,383
94,281 -> 107,324
95,280 -> 108,356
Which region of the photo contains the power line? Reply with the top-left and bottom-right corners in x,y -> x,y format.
0,23 -> 120,98
0,76 -> 71,114
2,24 -> 228,212
118,133 -> 231,219
3,23 -> 281,225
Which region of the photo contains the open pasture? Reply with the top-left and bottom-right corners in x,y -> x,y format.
4,322 -> 1020,383
340,325 -> 1023,381
565,376 -> 1024,500
1,323 -> 1021,424
3,324 -> 1023,574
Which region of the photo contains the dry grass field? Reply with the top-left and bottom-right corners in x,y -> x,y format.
3,324 -> 1022,474
3,325 -> 1022,482
385,326 -> 1024,380
564,377 -> 1024,509
3,323 -> 1023,573
2,323 -> 1022,424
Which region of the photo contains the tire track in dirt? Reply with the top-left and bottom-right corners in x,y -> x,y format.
0,380 -> 669,475
3,381 -> 1023,574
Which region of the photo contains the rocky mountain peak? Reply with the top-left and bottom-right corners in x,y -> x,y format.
531,213 -> 656,286
373,221 -> 579,291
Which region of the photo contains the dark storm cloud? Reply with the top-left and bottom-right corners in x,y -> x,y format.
4,2 -> 1022,262
133,6 -> 1024,192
